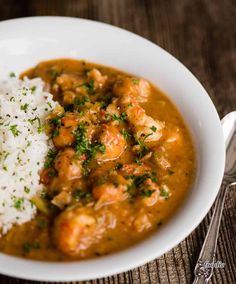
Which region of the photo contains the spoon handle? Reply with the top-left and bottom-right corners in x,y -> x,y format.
192,182 -> 229,284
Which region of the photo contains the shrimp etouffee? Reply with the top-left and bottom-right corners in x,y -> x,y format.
0,59 -> 195,260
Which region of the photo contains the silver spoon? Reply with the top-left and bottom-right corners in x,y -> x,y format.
193,111 -> 236,284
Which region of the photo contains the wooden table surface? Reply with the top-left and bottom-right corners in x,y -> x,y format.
0,0 -> 235,283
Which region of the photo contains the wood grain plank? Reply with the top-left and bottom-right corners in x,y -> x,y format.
0,0 -> 235,283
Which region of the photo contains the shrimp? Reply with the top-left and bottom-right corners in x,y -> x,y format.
117,92 -> 164,143
53,112 -> 78,149
113,77 -> 150,103
119,164 -> 160,207
63,90 -> 76,105
51,191 -> 72,209
56,73 -> 83,91
93,183 -> 127,207
133,209 -> 152,232
87,69 -> 107,90
54,148 -> 82,180
141,179 -> 160,207
119,163 -> 150,176
105,98 -> 120,117
53,206 -> 107,256
93,174 -> 129,207
152,146 -> 171,170
96,124 -> 127,162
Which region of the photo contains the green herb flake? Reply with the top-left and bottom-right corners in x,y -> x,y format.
74,96 -> 90,106
160,187 -> 169,199
24,186 -> 30,194
3,165 -> 8,171
52,128 -> 59,137
81,80 -> 95,94
36,217 -> 48,229
47,102 -> 52,108
30,86 -> 37,93
132,78 -> 140,85
9,72 -> 16,78
20,103 -> 29,112
28,117 -> 44,133
49,116 -> 61,127
10,125 -> 20,137
73,190 -> 92,202
13,197 -> 24,210
44,149 -> 58,168
115,163 -> 123,170
140,189 -> 155,197
168,169 -> 175,175
22,241 -> 40,254
37,125 -> 45,134
150,126 -> 157,132
121,128 -> 132,140
74,123 -> 106,164
111,112 -> 127,122
48,69 -> 60,78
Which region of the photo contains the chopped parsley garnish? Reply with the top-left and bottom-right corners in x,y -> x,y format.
81,80 -> 95,94
52,128 -> 59,137
140,189 -> 155,197
126,172 -> 158,198
37,124 -> 44,134
10,124 -> 20,137
168,169 -> 175,175
24,186 -> 30,194
36,217 -> 48,229
47,102 -> 52,108
48,68 -> 60,78
30,86 -> 37,93
132,174 -> 150,187
9,72 -> 16,78
100,101 -> 108,109
115,163 -> 123,170
49,116 -> 61,127
134,134 -> 153,163
150,125 -> 157,132
20,103 -> 29,112
28,117 -> 44,133
132,78 -> 140,85
121,128 -> 132,140
74,124 -> 89,154
3,165 -> 8,171
13,197 -> 24,210
111,112 -> 127,122
48,116 -> 62,138
74,96 -> 90,106
160,187 -> 169,199
74,124 -> 106,165
22,241 -> 40,253
98,93 -> 112,108
134,144 -> 149,164
73,190 -> 92,202
44,149 -> 58,168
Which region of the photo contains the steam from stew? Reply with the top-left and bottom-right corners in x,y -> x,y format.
0,59 -> 195,261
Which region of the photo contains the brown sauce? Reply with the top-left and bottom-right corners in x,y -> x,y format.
0,59 -> 195,261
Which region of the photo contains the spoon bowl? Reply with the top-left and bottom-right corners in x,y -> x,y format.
222,111 -> 236,181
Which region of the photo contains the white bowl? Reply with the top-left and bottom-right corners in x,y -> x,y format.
0,17 -> 225,282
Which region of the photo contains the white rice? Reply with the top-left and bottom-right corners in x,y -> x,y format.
0,75 -> 57,235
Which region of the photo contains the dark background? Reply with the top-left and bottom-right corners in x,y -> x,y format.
0,0 -> 235,283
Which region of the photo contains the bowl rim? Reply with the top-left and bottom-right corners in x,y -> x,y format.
0,16 -> 225,282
